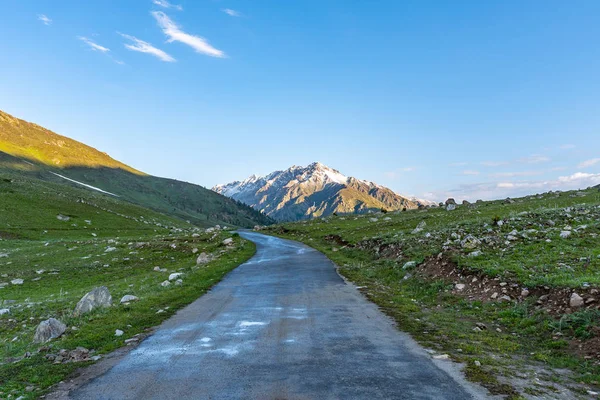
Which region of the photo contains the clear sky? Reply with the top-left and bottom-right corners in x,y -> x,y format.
1,0 -> 600,201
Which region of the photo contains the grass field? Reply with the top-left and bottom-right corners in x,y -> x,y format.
266,187 -> 600,399
0,172 -> 255,399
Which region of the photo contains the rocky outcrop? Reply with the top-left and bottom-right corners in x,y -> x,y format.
33,318 -> 66,343
74,286 -> 112,316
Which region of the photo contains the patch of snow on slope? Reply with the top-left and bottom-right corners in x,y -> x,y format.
50,172 -> 119,197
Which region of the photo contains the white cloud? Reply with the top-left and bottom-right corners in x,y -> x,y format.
489,171 -> 543,178
520,154 -> 550,164
152,11 -> 226,58
578,158 -> 600,169
222,9 -> 241,17
425,172 -> 600,202
481,161 -> 508,167
38,14 -> 52,25
152,0 -> 183,11
449,162 -> 468,167
78,36 -> 110,53
462,170 -> 480,176
119,33 -> 175,62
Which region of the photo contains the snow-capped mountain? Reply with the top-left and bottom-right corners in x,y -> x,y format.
212,162 -> 418,221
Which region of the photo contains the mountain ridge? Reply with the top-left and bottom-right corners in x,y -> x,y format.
0,109 -> 273,228
213,162 -> 419,221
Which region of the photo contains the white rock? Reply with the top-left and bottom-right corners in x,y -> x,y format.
175,279 -> 183,286
56,214 -> 70,221
74,286 -> 112,316
160,280 -> 171,287
222,238 -> 234,246
120,295 -> 139,304
196,252 -> 211,265
0,308 -> 10,315
402,261 -> 417,270
446,204 -> 456,211
33,318 -> 66,343
168,273 -> 183,281
11,279 -> 24,285
455,283 -> 466,291
560,231 -> 571,239
412,221 -> 426,234
105,246 -> 117,253
115,329 -> 124,337
433,354 -> 450,360
369,218 -> 379,222
570,293 -> 584,308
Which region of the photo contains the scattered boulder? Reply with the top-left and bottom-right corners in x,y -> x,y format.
503,198 -> 515,204
0,308 -> 10,315
160,280 -> 171,287
412,221 -> 426,234
11,278 -> 24,285
570,293 -> 584,308
115,329 -> 124,337
455,283 -> 466,291
445,198 -> 456,206
222,238 -> 234,246
402,261 -> 417,270
460,235 -> 481,249
446,204 -> 456,211
196,252 -> 211,265
120,295 -> 139,304
74,286 -> 112,316
56,214 -> 70,222
560,231 -> 572,239
168,273 -> 183,281
33,318 -> 66,343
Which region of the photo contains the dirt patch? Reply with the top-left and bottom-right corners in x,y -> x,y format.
324,234 -> 353,248
416,255 -> 600,315
0,230 -> 22,240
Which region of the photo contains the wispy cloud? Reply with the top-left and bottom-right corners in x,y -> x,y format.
78,36 -> 110,53
520,154 -> 550,164
152,0 -> 183,11
152,11 -> 226,58
38,14 -> 52,25
222,8 -> 241,17
578,158 -> 600,168
481,161 -> 508,167
489,171 -> 543,178
77,36 -> 124,64
119,33 -> 175,62
423,172 -> 600,202
462,170 -> 480,176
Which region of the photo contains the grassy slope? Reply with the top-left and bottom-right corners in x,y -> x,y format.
0,110 -> 274,228
0,171 -> 256,399
266,188 -> 600,399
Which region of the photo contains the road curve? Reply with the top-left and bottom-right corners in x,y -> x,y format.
67,232 -> 484,400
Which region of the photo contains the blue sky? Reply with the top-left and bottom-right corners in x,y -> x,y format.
1,0 -> 600,201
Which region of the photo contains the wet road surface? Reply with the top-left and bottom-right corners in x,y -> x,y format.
68,232 -> 483,399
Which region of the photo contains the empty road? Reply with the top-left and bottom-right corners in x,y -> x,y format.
66,232 -> 485,399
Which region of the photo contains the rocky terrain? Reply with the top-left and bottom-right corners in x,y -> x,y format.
213,162 -> 419,221
0,171 -> 255,399
266,186 -> 600,399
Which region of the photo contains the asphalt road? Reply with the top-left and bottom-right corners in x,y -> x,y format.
68,232 -> 485,400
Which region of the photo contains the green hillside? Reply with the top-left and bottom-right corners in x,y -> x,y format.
0,110 -> 273,228
0,170 -> 256,398
267,187 -> 600,398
